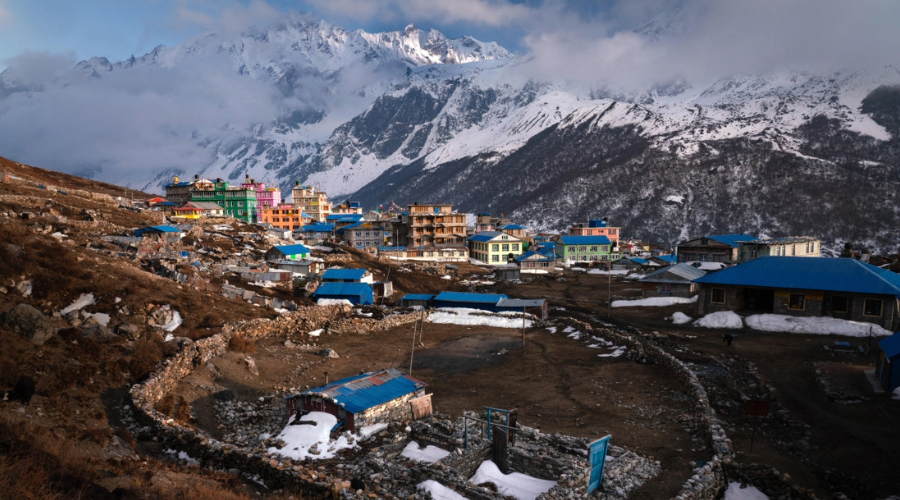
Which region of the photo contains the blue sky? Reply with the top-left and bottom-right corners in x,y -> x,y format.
0,0 -> 657,71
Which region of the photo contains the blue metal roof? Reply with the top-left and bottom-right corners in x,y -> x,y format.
628,257 -> 650,264
312,282 -> 373,297
499,223 -> 526,230
468,231 -> 504,242
299,369 -> 424,414
295,223 -> 334,232
154,201 -> 177,206
558,235 -> 612,245
273,244 -> 310,255
516,251 -> 554,262
879,332 -> 900,359
378,246 -> 405,252
655,254 -> 677,263
695,257 -> 900,296
165,181 -> 193,187
402,294 -> 434,301
707,234 -> 757,248
434,291 -> 508,304
147,225 -> 180,233
322,268 -> 367,280
327,213 -> 363,221
479,212 -> 492,216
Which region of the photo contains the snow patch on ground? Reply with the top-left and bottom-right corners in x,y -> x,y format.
612,296 -> 697,308
61,293 -> 96,315
268,412 -> 358,461
587,268 -> 630,275
401,441 -> 451,463
417,480 -> 468,500
164,449 -> 200,466
317,299 -> 353,306
671,312 -> 693,324
745,314 -> 892,337
358,423 -> 388,438
723,482 -> 770,500
546,326 -> 557,333
429,308 -> 533,329
469,460 -> 557,500
161,310 -> 183,332
694,311 -> 744,329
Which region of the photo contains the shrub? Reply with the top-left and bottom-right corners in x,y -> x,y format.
228,335 -> 256,354
129,339 -> 163,380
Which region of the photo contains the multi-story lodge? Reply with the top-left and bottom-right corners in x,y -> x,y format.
292,183 -> 332,222
241,177 -> 281,209
189,178 -> 258,223
401,203 -> 468,248
467,231 -> 525,264
333,200 -> 363,215
165,175 -> 204,205
737,236 -> 822,263
568,219 -> 620,249
258,204 -> 313,230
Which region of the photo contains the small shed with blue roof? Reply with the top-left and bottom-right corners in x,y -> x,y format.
312,282 -> 374,305
876,332 -> 900,393
694,256 -> 900,330
135,225 -> 182,239
265,243 -> 311,262
285,368 -> 428,432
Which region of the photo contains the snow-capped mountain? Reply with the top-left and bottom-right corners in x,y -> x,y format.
1,10 -> 899,253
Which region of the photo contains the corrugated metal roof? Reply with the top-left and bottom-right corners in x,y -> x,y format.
273,244 -> 311,255
327,214 -> 363,221
467,231 -> 505,242
879,332 -> 900,359
434,291 -> 508,304
694,257 -> 900,296
558,235 -> 612,245
401,294 -> 434,301
497,298 -> 546,308
499,224 -> 526,230
148,225 -> 180,233
378,246 -> 405,252
295,223 -> 334,232
312,282 -> 374,297
628,257 -> 650,264
515,251 -> 554,262
708,234 -> 757,248
641,263 -> 707,283
655,254 -> 677,263
322,268 -> 367,280
299,369 -> 425,414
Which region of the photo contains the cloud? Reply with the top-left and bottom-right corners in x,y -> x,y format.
303,0 -> 534,27
172,0 -> 281,36
518,0 -> 900,89
0,1 -> 11,26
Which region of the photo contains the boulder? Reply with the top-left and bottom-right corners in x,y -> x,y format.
116,322 -> 140,340
1,304 -> 55,344
321,348 -> 340,359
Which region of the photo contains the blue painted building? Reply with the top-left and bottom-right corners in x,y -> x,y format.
312,282 -> 374,305
694,257 -> 900,330
285,369 -> 428,432
877,332 -> 900,393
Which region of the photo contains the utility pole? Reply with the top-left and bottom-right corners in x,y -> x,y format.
522,305 -> 526,353
409,310 -> 419,375
607,260 -> 612,318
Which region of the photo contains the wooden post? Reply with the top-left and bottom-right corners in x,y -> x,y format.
522,305 -> 526,353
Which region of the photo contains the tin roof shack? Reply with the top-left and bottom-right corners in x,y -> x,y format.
400,294 -> 434,308
433,292 -> 548,320
677,234 -> 756,264
515,250 -> 556,273
321,268 -> 373,283
265,243 -> 311,262
285,369 -> 427,433
372,281 -> 393,299
612,256 -> 655,271
877,332 -> 900,393
694,257 -> 900,330
493,264 -> 520,281
312,282 -> 374,305
640,263 -> 706,299
136,225 -> 183,241
271,259 -> 322,277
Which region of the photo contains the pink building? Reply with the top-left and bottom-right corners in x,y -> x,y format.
240,176 -> 282,209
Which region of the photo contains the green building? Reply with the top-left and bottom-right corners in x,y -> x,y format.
556,235 -> 618,263
189,179 -> 258,223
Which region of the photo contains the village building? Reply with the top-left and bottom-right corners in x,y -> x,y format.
467,231 -> 524,264
265,243 -> 311,262
333,200 -> 363,215
401,203 -> 468,248
189,177 -> 259,223
876,332 -> 900,393
136,225 -> 182,241
555,235 -> 617,263
694,256 -> 900,330
338,221 -> 389,249
474,212 -> 500,232
515,250 -> 556,272
326,213 -> 365,231
285,369 -> 428,433
611,256 -> 655,271
293,222 -> 335,244
639,263 -> 706,299
737,236 -> 822,262
493,264 -> 521,281
405,246 -> 468,261
171,201 -> 225,219
498,223 -> 528,240
677,234 -> 756,264
259,204 -> 314,230
650,254 -> 677,266
568,219 -> 620,248
164,175 -> 203,205
291,183 -> 332,222
400,294 -> 434,308
321,268 -> 373,284
270,259 -> 322,277
311,282 -> 374,305
433,291 -> 549,320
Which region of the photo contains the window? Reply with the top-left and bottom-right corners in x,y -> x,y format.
512,244 -> 519,251
791,245 -> 796,256
492,244 -> 499,252
788,293 -> 805,310
749,247 -> 758,259
502,244 -> 509,251
590,246 -> 598,252
711,288 -> 726,304
660,284 -> 672,293
579,246 -> 586,252
831,296 -> 849,313
492,255 -> 499,262
864,298 -> 883,317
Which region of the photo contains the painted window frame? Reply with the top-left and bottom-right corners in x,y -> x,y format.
863,298 -> 883,317
711,287 -> 726,304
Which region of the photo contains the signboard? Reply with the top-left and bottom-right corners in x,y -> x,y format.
587,435 -> 611,494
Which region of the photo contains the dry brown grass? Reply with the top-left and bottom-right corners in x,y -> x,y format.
228,335 -> 256,354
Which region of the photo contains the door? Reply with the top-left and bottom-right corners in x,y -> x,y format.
409,394 -> 433,420
587,435 -> 611,494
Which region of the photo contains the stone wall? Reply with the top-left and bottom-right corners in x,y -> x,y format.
354,390 -> 424,430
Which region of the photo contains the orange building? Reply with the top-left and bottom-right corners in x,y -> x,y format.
258,204 -> 314,230
568,219 -> 620,248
